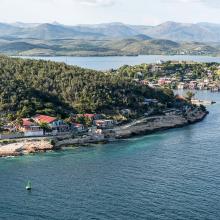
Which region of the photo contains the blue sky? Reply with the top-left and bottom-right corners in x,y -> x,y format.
1,0 -> 220,25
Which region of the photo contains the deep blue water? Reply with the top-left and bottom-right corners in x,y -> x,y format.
1,91 -> 220,220
18,55 -> 220,71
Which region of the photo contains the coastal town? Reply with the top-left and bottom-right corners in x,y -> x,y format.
0,95 -> 208,157
0,88 -> 208,141
116,60 -> 220,92
0,113 -> 114,139
2,2 -> 220,219
0,57 -> 213,157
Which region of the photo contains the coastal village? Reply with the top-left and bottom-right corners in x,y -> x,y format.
0,90 -> 208,157
0,58 -> 213,157
116,60 -> 220,92
0,90 -> 207,141
0,103 -> 208,157
0,60 -> 215,141
0,113 -> 114,139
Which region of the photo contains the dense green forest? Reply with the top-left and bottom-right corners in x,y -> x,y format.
0,56 -> 175,119
115,62 -> 220,81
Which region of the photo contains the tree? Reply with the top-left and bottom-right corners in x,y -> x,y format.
0,56 -> 179,119
39,122 -> 51,135
76,116 -> 86,125
185,91 -> 195,102
15,117 -> 23,127
84,117 -> 93,126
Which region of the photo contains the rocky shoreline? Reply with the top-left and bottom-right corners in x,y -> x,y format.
0,140 -> 53,157
0,110 -> 208,157
113,110 -> 208,139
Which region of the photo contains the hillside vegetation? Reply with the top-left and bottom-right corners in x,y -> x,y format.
0,38 -> 218,56
0,56 -> 175,119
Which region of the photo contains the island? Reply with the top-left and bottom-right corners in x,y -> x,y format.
0,56 -> 211,157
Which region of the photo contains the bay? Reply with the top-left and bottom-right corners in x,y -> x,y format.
18,55 -> 220,71
0,91 -> 220,220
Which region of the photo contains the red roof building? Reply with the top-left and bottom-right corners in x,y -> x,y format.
33,115 -> 69,133
22,118 -> 35,127
20,118 -> 42,133
33,115 -> 57,124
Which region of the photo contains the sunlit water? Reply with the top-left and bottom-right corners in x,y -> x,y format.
17,55 -> 220,71
0,91 -> 220,220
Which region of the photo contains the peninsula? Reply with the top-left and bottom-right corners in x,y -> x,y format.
0,56 -> 209,157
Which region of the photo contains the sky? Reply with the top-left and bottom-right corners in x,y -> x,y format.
1,0 -> 220,25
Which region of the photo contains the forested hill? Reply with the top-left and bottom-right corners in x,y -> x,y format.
0,56 -> 174,119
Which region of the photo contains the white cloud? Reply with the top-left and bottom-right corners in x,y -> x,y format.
171,0 -> 220,7
0,0 -> 220,25
29,0 -> 115,7
74,0 -> 115,6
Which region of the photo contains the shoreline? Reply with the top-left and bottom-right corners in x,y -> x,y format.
0,110 -> 208,157
113,109 -> 208,139
11,54 -> 220,58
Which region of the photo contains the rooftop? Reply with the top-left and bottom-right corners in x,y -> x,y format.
34,115 -> 57,124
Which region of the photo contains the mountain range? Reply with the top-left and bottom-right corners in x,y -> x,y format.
1,21 -> 220,42
1,21 -> 220,56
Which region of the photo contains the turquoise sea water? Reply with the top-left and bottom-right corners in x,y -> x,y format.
1,91 -> 220,220
18,55 -> 220,71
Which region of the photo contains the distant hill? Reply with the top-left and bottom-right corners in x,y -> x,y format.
143,21 -> 220,42
2,21 -> 220,42
0,37 -> 219,56
1,21 -> 220,56
132,34 -> 152,41
74,22 -> 140,38
0,22 -> 140,39
11,23 -> 105,39
0,42 -> 50,53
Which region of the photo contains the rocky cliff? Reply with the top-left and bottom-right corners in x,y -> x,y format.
114,110 -> 208,139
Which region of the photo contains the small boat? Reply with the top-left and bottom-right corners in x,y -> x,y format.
26,181 -> 32,190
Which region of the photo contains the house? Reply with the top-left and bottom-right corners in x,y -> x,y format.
151,65 -> 163,72
156,60 -> 165,64
74,114 -> 102,121
134,72 -> 144,80
71,123 -> 85,132
94,120 -> 114,129
204,78 -> 210,84
189,81 -> 197,90
20,118 -> 44,137
143,98 -> 159,105
140,80 -> 149,85
88,126 -> 103,135
158,77 -> 172,85
2,124 -> 16,133
186,72 -> 193,77
197,82 -> 206,90
148,83 -> 159,88
33,115 -> 69,133
177,82 -> 186,90
120,109 -> 132,116
158,78 -> 166,85
207,70 -> 213,77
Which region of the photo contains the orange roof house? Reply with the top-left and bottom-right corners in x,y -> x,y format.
33,115 -> 57,124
